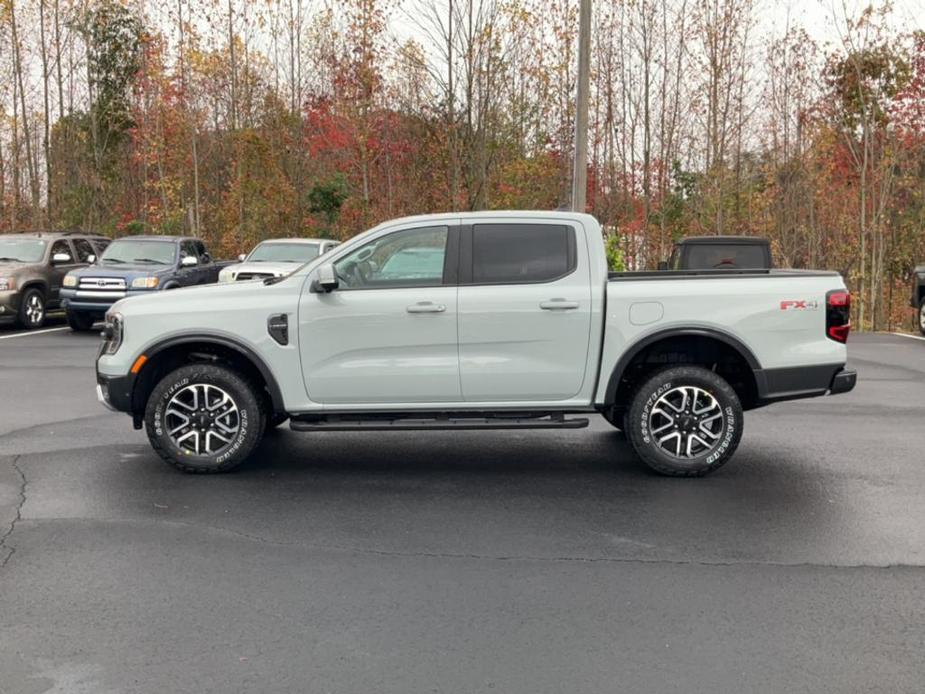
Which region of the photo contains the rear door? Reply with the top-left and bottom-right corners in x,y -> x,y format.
457,220 -> 592,402
193,240 -> 213,284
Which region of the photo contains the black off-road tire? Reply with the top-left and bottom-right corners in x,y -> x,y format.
625,365 -> 743,477
145,363 -> 265,473
17,287 -> 46,329
66,309 -> 97,332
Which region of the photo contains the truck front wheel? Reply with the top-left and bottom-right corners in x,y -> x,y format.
144,363 -> 265,473
625,366 -> 743,477
66,309 -> 96,332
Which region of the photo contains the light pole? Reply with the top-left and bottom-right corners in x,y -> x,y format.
571,0 -> 591,212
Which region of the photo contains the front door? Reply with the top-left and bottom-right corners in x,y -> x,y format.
299,223 -> 460,405
48,239 -> 80,304
457,221 -> 592,402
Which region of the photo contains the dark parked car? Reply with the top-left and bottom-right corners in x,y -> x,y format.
0,231 -> 110,329
60,235 -> 233,331
660,236 -> 773,271
911,265 -> 925,335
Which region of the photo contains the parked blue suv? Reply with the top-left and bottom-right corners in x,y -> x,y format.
60,236 -> 232,331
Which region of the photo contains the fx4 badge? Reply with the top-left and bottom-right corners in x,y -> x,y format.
780,300 -> 819,311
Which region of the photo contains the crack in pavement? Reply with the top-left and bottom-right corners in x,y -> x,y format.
0,455 -> 27,568
0,413 -> 118,442
9,515 -> 925,571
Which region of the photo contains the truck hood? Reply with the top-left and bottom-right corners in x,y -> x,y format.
110,272 -> 293,314
221,261 -> 303,279
70,263 -> 176,279
0,261 -> 37,275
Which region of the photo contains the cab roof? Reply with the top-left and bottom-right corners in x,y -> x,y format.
676,236 -> 770,245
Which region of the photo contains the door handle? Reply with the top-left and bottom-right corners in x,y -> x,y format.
540,299 -> 579,310
407,302 -> 446,313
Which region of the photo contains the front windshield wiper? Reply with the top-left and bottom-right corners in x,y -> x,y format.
0,257 -> 22,262
102,258 -> 126,264
132,258 -> 169,265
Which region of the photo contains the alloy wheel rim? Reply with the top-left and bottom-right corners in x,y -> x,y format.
648,385 -> 724,459
165,384 -> 241,456
25,295 -> 44,325
920,304 -> 925,331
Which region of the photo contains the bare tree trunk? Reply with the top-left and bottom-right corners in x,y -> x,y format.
39,0 -> 52,225
9,1 -> 42,225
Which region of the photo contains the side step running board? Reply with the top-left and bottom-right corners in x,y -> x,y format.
289,413 -> 590,432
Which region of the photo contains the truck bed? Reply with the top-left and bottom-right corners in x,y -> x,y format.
608,269 -> 840,281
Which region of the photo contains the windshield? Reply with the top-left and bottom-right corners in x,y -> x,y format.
247,242 -> 321,263
0,238 -> 47,263
101,240 -> 176,265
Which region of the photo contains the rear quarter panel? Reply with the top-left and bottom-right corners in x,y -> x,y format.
594,273 -> 849,403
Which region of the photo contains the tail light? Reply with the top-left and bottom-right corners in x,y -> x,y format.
826,290 -> 851,343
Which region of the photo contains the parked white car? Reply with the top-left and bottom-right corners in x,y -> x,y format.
96,211 -> 856,477
218,238 -> 339,283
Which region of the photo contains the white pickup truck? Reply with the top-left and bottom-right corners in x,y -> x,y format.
95,212 -> 856,477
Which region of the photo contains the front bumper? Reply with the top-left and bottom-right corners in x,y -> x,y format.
0,289 -> 22,319
96,372 -> 136,414
61,287 -> 155,314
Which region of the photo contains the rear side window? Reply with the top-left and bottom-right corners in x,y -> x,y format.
194,240 -> 210,262
685,244 -> 768,270
471,224 -> 574,284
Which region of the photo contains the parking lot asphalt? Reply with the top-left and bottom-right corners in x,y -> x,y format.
1,326 -> 924,693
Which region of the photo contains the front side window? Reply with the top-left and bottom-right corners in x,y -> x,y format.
50,240 -> 73,263
179,241 -> 198,261
101,240 -> 176,266
248,242 -> 321,264
471,224 -> 573,284
74,239 -> 95,262
334,226 -> 448,289
0,238 -> 46,263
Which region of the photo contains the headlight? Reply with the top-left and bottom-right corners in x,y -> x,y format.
102,311 -> 124,355
0,277 -> 13,291
131,276 -> 159,289
63,275 -> 77,288
218,270 -> 235,283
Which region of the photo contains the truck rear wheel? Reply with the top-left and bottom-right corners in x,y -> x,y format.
144,363 -> 265,473
625,365 -> 743,477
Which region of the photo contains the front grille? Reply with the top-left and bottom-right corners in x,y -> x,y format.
79,277 -> 126,290
236,272 -> 274,281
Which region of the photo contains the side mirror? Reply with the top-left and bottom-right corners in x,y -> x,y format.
238,253 -> 246,262
311,263 -> 339,293
181,255 -> 198,267
52,252 -> 72,264
87,254 -> 96,264
657,261 -> 669,271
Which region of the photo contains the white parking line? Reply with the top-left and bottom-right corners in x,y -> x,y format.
0,326 -> 70,340
891,332 -> 925,342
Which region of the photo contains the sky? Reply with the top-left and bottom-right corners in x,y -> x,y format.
762,0 -> 924,45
